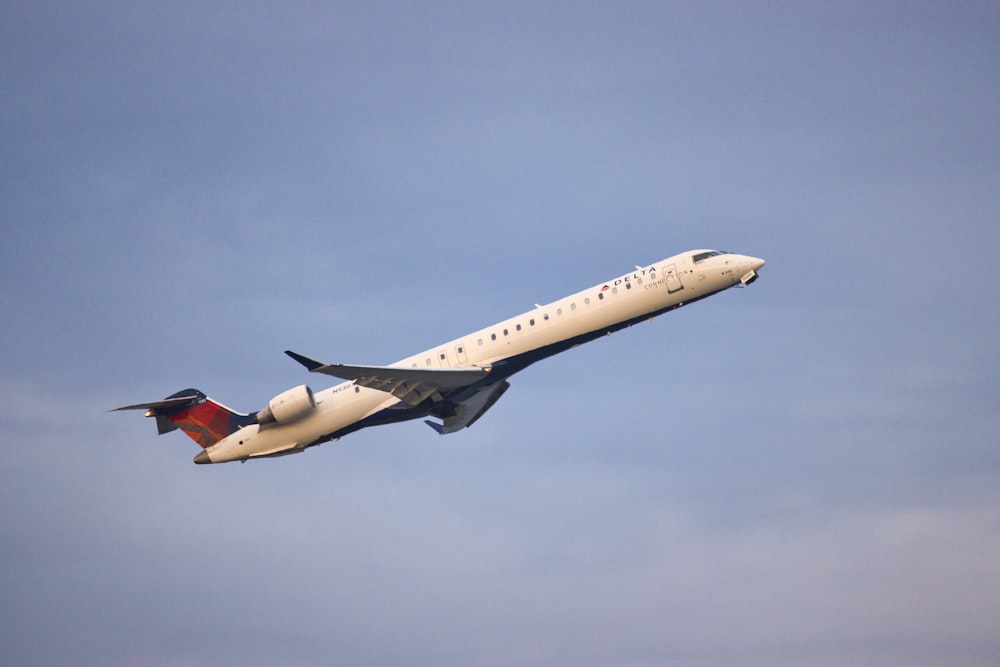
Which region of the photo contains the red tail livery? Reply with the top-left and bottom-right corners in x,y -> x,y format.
111,389 -> 254,449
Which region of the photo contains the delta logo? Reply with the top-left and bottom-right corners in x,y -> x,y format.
611,266 -> 658,286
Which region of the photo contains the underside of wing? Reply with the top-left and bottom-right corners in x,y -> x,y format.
285,350 -> 492,406
425,380 -> 510,434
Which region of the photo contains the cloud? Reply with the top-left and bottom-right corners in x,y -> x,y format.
3,3 -> 999,665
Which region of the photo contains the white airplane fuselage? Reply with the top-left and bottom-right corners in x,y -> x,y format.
191,249 -> 763,463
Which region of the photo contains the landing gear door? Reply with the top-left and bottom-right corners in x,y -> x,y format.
663,264 -> 684,293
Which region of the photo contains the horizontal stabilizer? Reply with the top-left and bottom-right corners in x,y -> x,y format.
109,389 -> 251,448
285,350 -> 492,406
109,394 -> 201,412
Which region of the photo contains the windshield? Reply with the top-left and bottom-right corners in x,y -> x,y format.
692,250 -> 729,263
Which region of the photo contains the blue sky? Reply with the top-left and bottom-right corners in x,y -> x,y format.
2,2 -> 999,665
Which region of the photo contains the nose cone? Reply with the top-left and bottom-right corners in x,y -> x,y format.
737,255 -> 765,286
193,450 -> 212,465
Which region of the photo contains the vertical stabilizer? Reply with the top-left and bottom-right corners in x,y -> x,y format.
110,389 -> 253,448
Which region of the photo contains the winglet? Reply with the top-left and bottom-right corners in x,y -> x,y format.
285,350 -> 325,372
424,419 -> 445,434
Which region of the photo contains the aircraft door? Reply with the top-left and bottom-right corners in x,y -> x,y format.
437,349 -> 451,367
663,264 -> 684,293
455,342 -> 468,364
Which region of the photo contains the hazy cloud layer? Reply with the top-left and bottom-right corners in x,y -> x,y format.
2,3 -> 998,666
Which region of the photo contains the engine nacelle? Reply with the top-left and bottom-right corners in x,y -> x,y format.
256,385 -> 315,425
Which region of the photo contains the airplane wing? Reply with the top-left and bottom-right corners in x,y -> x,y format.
285,350 -> 492,407
425,380 -> 510,434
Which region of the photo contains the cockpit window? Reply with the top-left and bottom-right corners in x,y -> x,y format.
692,250 -> 726,263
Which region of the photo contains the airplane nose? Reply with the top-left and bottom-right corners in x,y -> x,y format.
193,450 -> 211,465
737,255 -> 765,286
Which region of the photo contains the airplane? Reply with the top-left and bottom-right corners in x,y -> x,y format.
112,249 -> 764,464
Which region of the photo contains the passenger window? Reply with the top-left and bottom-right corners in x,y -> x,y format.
637,277 -> 643,285
571,303 -> 577,311
491,333 -> 497,341
544,313 -> 549,320
584,297 -> 590,305
440,353 -> 446,360
503,328 -> 509,336
478,338 -> 483,346
516,324 -> 522,332
612,287 -> 618,295
530,318 -> 535,326
626,282 -> 632,290
598,292 -> 604,300
557,308 -> 563,316
426,358 -> 432,366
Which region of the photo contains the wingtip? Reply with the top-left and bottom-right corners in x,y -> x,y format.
285,350 -> 324,372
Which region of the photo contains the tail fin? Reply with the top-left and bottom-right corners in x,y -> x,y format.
110,389 -> 253,448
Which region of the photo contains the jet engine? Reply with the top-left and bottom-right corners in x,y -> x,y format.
256,385 -> 315,425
